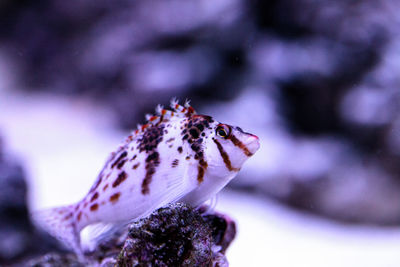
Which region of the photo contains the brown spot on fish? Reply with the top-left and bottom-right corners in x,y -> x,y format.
199,158 -> 207,168
197,165 -> 205,184
130,154 -> 137,161
111,151 -> 128,169
138,124 -> 165,153
187,106 -> 195,115
213,138 -> 239,172
189,128 -> 200,139
142,151 -> 160,195
110,192 -> 121,204
63,212 -> 73,221
196,123 -> 204,131
166,137 -> 175,143
132,162 -> 140,169
90,203 -> 99,211
186,156 -> 190,160
90,192 -> 99,202
172,159 -> 179,168
113,171 -> 127,188
77,211 -> 82,222
196,158 -> 208,184
190,143 -> 201,152
177,146 -> 183,153
117,159 -> 127,169
103,184 -> 109,191
227,134 -> 253,157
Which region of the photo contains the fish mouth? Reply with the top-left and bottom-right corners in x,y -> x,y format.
244,134 -> 260,155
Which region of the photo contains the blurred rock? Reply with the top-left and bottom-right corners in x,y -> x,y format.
26,253 -> 83,267
0,0 -> 247,128
0,137 -> 65,265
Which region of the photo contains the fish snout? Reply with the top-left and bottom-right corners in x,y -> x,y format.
244,134 -> 260,155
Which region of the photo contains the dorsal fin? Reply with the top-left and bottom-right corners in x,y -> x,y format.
122,98 -> 197,143
108,98 -> 197,168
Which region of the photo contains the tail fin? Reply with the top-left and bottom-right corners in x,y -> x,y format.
31,204 -> 82,255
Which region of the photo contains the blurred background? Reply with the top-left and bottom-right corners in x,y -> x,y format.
1,0 -> 400,266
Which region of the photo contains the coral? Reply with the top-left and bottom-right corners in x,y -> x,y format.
116,203 -> 234,267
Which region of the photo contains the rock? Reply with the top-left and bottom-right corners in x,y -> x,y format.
116,203 -> 234,267
202,212 -> 236,255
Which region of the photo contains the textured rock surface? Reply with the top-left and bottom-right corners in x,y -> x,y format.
116,203 -> 234,267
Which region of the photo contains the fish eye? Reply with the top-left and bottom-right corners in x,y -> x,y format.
216,124 -> 231,138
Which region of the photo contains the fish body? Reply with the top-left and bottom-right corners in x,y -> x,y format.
34,99 -> 260,254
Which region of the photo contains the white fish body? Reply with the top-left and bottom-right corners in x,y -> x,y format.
33,99 -> 260,255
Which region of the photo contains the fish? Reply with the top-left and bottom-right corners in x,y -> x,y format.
33,98 -> 260,256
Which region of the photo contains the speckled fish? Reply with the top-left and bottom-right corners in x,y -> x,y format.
34,99 -> 260,254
